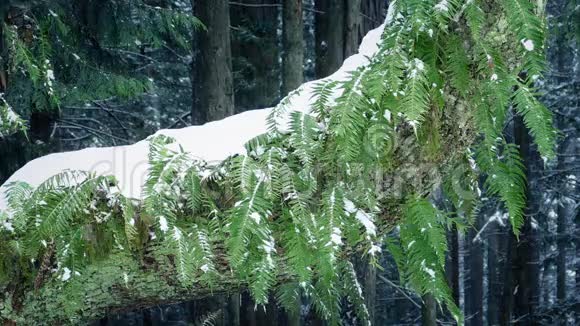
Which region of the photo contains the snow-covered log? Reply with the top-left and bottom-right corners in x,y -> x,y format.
0,17 -> 392,324
0,23 -> 385,211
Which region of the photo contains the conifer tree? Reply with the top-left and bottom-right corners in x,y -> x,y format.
0,0 -> 202,182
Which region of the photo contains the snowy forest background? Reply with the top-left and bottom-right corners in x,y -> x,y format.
0,0 -> 578,325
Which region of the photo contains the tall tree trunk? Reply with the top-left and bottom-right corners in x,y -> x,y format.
487,221 -> 502,325
359,0 -> 386,39
282,0 -> 304,94
315,0 -> 344,78
0,10 -> 6,95
511,114 -> 541,323
364,264 -> 377,325
421,294 -> 437,326
316,0 -> 383,78
544,0 -> 579,319
576,210 -> 580,306
466,213 -> 483,326
230,0 -> 280,111
500,230 -> 515,325
556,138 -> 572,304
227,294 -> 241,326
446,225 -> 460,304
286,298 -> 301,326
344,0 -> 362,58
243,292 -> 257,326
193,0 -> 234,124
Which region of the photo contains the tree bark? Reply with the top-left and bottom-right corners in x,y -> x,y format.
465,214 -> 483,326
359,0 -> 386,40
193,0 -> 235,124
315,0 -> 344,78
230,0 -> 280,111
556,139 -> 572,304
344,0 -> 362,58
282,0 -> 304,94
227,294 -> 241,326
315,0 -> 384,79
364,264 -> 376,325
511,114 -> 541,323
446,224 -> 460,305
421,294 -> 437,326
487,220 -> 502,325
286,297 -> 301,326
500,228 -> 515,325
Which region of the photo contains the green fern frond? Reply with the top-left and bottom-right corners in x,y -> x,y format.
464,0 -> 485,39
168,226 -> 195,285
311,80 -> 339,120
512,85 -> 556,159
230,155 -> 260,194
397,196 -> 461,323
276,282 -> 301,316
331,70 -> 369,161
184,167 -> 203,214
500,0 -> 546,77
445,36 -> 471,97
121,197 -> 139,249
288,112 -> 321,168
195,309 -> 222,326
400,58 -> 431,129
341,261 -> 371,326
190,223 -> 217,284
476,142 -> 526,235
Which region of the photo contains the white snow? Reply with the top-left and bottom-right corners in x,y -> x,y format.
0,15 -> 390,213
421,260 -> 436,279
330,227 -> 343,246
0,99 -> 21,129
520,39 -> 535,52
383,110 -> 392,122
368,244 -> 382,256
262,237 -> 275,254
159,216 -> 169,232
344,199 -> 378,237
355,211 -> 377,236
172,226 -> 182,241
46,69 -> 55,81
408,58 -> 425,78
1,219 -> 13,232
61,267 -> 72,282
250,212 -> 262,224
434,0 -> 449,12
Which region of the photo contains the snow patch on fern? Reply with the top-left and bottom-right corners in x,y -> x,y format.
434,0 -> 449,12
520,38 -> 535,51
